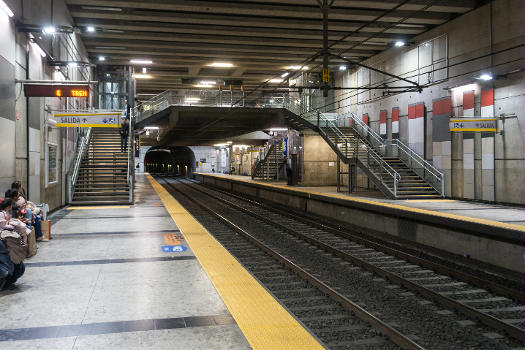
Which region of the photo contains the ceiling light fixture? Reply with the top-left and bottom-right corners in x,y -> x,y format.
194,84 -> 215,88
68,62 -> 78,67
142,67 -> 147,73
43,26 -> 56,34
81,6 -> 122,11
144,126 -> 159,130
132,74 -> 152,79
98,56 -> 105,61
185,97 -> 201,102
0,0 -> 14,17
394,41 -> 405,47
478,73 -> 493,81
287,65 -> 308,70
200,80 -> 216,85
281,72 -> 289,78
339,65 -> 347,71
269,78 -> 283,83
86,26 -> 95,33
208,62 -> 233,68
130,59 -> 152,64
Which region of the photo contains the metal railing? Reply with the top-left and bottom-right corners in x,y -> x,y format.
316,113 -> 400,197
132,88 -> 444,197
66,127 -> 92,203
342,112 -> 445,196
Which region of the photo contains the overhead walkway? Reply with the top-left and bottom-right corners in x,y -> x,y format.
133,89 -> 443,200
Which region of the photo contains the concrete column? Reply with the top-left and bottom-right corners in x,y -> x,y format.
474,133 -> 483,199
451,132 -> 463,198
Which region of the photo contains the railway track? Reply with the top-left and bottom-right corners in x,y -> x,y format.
157,176 -> 524,350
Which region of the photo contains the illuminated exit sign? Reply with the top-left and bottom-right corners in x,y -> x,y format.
24,84 -> 90,98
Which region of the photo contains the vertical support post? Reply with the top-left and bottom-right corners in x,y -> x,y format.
321,0 -> 329,98
336,158 -> 340,192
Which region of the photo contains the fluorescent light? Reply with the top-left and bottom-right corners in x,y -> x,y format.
86,26 -> 95,33
200,80 -> 216,85
339,65 -> 347,71
142,67 -> 147,73
281,72 -> 289,78
31,42 -> 46,58
287,65 -> 308,70
213,143 -> 229,147
226,141 -> 233,144
208,62 -> 233,68
98,56 -> 105,61
269,128 -> 288,131
269,99 -> 275,103
68,62 -> 78,67
43,26 -> 56,34
194,84 -> 215,88
479,73 -> 493,81
0,0 -> 14,17
394,41 -> 405,47
269,78 -> 283,83
133,74 -> 152,79
130,59 -> 152,64
144,126 -> 159,130
185,97 -> 201,102
82,6 -> 122,11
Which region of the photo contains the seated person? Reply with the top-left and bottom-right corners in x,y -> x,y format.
0,198 -> 26,289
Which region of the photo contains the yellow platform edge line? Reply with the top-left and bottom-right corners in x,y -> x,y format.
147,175 -> 325,350
67,205 -> 130,210
196,173 -> 525,233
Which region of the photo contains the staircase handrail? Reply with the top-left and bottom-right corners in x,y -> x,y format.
361,144 -> 401,197
252,143 -> 276,179
67,127 -> 92,202
127,112 -> 134,203
343,112 -> 444,196
344,112 -> 386,148
387,139 -> 445,195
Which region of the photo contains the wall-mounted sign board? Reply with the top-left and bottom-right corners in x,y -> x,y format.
54,112 -> 122,127
449,118 -> 498,132
24,85 -> 89,98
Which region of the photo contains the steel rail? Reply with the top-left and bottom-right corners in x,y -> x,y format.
178,178 -> 525,343
193,178 -> 524,302
158,176 -> 426,350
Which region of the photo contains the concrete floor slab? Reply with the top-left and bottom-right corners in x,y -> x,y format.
0,175 -> 251,350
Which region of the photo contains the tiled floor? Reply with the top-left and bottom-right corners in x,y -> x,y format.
0,175 -> 251,350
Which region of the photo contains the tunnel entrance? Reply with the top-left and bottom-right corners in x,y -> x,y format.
144,146 -> 196,176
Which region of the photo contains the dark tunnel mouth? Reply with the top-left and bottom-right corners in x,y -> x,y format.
144,146 -> 196,176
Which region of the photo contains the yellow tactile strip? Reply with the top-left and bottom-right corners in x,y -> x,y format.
196,173 -> 525,233
147,175 -> 325,350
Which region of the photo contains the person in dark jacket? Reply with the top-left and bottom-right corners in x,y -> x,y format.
120,117 -> 129,153
0,199 -> 25,290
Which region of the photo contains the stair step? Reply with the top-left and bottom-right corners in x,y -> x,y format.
74,191 -> 129,196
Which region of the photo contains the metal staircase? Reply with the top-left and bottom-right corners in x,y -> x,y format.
252,141 -> 284,180
294,112 -> 444,199
133,88 -> 444,199
69,127 -> 132,205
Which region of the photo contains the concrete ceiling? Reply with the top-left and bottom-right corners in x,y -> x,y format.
66,0 -> 483,95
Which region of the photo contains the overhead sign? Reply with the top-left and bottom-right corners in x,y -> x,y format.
53,112 -> 122,128
322,68 -> 330,83
449,118 -> 498,132
24,85 -> 89,98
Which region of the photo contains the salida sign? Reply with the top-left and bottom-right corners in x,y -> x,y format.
53,112 -> 122,127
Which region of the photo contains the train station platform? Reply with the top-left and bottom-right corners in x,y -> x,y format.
200,174 -> 525,227
0,174 -> 324,350
194,173 -> 525,274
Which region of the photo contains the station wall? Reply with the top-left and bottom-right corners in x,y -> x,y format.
0,0 -> 91,210
333,0 -> 525,204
